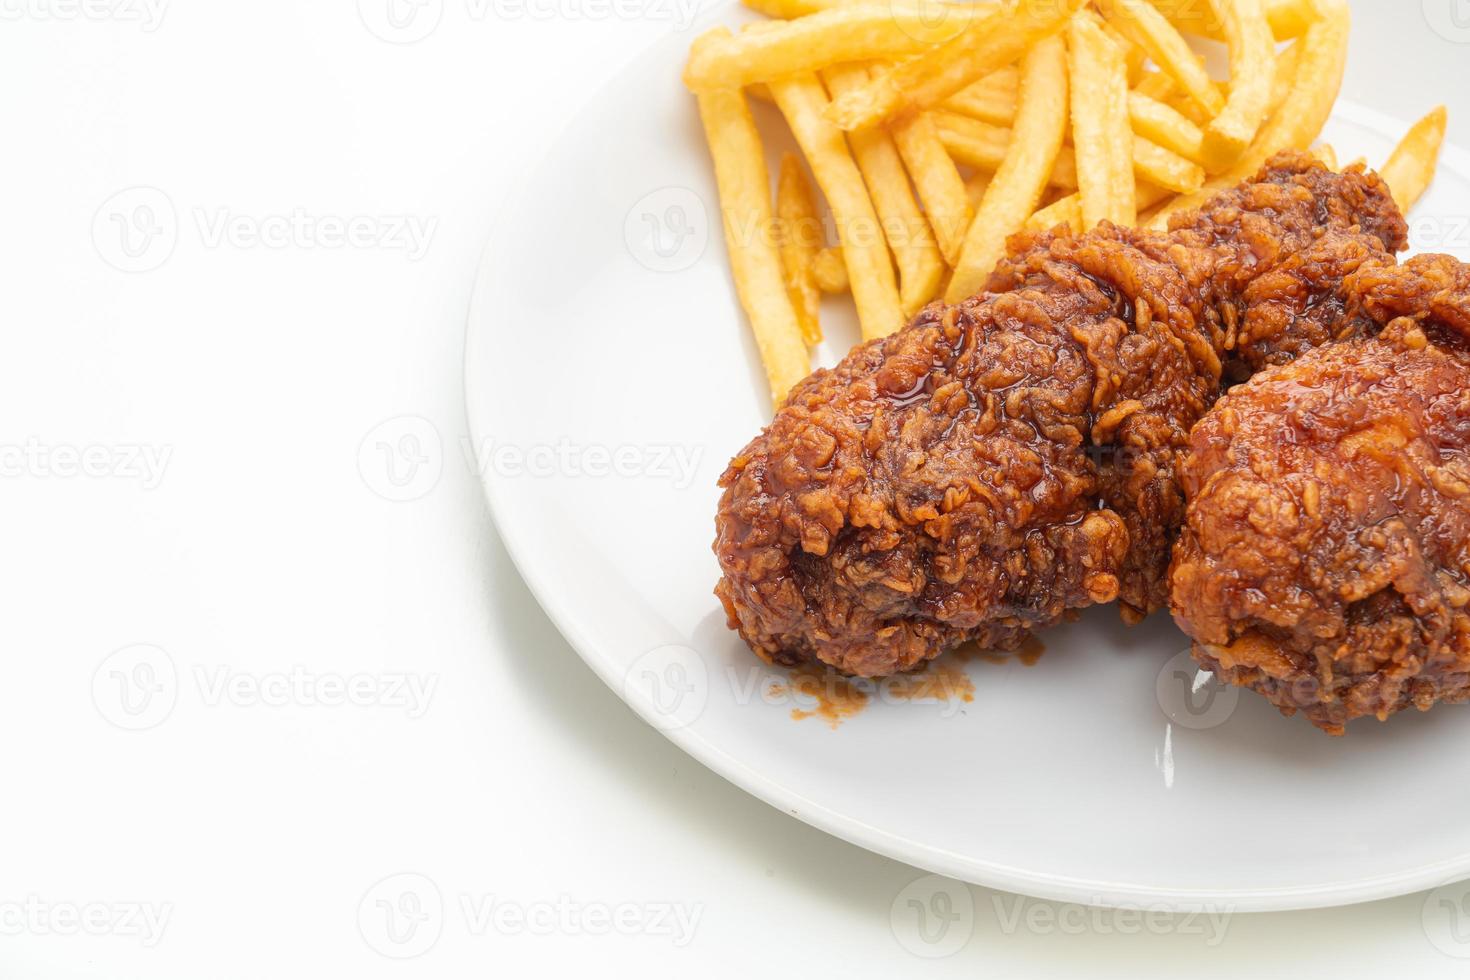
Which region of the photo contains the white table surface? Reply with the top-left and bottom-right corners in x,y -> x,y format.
2,2 -> 1468,976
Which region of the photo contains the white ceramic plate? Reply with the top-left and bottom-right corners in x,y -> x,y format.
465,9 -> 1470,912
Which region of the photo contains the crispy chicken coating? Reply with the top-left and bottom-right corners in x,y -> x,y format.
999,161 -> 1407,618
715,154 -> 1405,677
1172,255 -> 1470,734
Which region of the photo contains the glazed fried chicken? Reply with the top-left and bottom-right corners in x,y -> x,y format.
714,153 -> 1405,677
1171,254 -> 1470,734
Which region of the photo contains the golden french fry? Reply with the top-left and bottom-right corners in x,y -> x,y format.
1149,0 -> 1350,227
941,67 -> 1019,126
695,83 -> 810,403
1067,15 -> 1136,226
1381,106 -> 1449,214
1132,70 -> 1173,101
1266,40 -> 1303,116
741,0 -> 836,16
776,154 -> 825,346
822,63 -> 946,317
1136,182 -> 1177,211
1128,90 -> 1206,164
1119,136 -> 1206,192
682,8 -> 971,90
1027,181 -> 1172,233
936,111 -> 1203,193
1264,0 -> 1317,39
1156,0 -> 1316,41
1229,5 -> 1348,170
1132,69 -> 1220,126
965,171 -> 992,210
811,246 -> 849,293
1142,38 -> 1294,151
826,0 -> 1086,131
1200,0 -> 1274,170
1098,0 -> 1223,117
1026,193 -> 1083,233
770,74 -> 905,340
890,111 -> 972,266
947,35 -> 1069,302
932,111 -> 1010,170
1097,13 -> 1148,86
1137,38 -> 1296,127
743,0 -> 967,16
1311,143 -> 1337,169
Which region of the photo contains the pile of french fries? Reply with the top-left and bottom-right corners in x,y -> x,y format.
684,0 -> 1450,405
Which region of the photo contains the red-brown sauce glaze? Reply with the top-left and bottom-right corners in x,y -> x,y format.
952,635 -> 1046,667
769,640 -> 1044,728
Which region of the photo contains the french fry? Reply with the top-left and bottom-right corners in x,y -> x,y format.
932,111 -> 1011,170
812,246 -> 849,293
776,154 -> 825,346
1136,37 -> 1296,126
965,171 -> 992,210
695,83 -> 810,403
947,35 -> 1069,303
1098,16 -> 1148,85
770,74 -> 906,340
1311,143 -> 1337,169
1027,181 -> 1173,233
682,7 -> 971,90
1136,181 -> 1180,211
1132,70 -> 1173,101
743,0 -> 968,16
1381,106 -> 1449,214
1128,90 -> 1206,164
1148,0 -> 1350,227
1266,39 -> 1303,116
941,68 -> 1020,126
1157,0 -> 1316,41
890,111 -> 972,265
742,0 -> 841,16
935,111 -> 1204,193
1264,0 -> 1317,39
1026,193 -> 1084,234
1097,0 -> 1224,117
822,63 -> 946,317
1118,137 -> 1205,192
1200,0 -> 1274,170
825,0 -> 1086,131
1133,69 -> 1220,126
1067,15 -> 1136,226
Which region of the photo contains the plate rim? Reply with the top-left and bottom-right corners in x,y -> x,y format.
463,35 -> 1470,910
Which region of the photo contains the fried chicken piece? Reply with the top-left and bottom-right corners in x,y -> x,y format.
1171,255 -> 1470,734
994,161 -> 1406,618
714,154 -> 1404,678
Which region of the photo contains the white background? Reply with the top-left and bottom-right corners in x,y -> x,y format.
1,0 -> 1469,976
